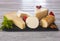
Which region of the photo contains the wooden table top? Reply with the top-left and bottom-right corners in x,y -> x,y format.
0,0 -> 60,41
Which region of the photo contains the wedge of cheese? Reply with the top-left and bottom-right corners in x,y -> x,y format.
35,8 -> 48,20
4,12 -> 25,29
16,10 -> 31,18
40,15 -> 55,28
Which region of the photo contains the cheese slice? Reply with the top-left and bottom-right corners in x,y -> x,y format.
4,12 -> 25,29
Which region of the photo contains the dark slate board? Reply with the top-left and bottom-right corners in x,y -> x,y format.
2,23 -> 59,32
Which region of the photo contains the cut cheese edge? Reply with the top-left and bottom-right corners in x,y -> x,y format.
40,19 -> 48,28
26,17 -> 39,29
4,12 -> 25,29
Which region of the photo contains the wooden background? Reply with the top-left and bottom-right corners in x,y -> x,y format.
0,0 -> 60,41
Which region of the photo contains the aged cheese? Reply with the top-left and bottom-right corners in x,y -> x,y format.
4,12 -> 25,29
35,8 -> 48,20
40,15 -> 55,28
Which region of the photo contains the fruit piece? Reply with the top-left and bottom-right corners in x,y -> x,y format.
26,17 -> 39,29
23,16 -> 27,21
36,5 -> 42,9
49,11 -> 55,16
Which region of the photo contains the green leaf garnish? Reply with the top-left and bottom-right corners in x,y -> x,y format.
1,16 -> 14,30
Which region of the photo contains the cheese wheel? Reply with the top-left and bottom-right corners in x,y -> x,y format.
40,15 -> 55,28
35,8 -> 48,20
26,17 -> 39,29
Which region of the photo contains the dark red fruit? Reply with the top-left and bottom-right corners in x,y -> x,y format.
23,16 -> 27,21
49,11 -> 55,16
36,5 -> 42,9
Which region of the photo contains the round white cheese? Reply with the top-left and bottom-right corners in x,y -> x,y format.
26,17 -> 39,29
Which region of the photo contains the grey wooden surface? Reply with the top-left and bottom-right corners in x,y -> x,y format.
0,0 -> 60,41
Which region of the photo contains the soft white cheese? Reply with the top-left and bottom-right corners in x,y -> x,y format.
26,17 -> 39,29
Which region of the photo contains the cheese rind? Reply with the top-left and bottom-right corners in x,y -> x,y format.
4,12 -> 25,29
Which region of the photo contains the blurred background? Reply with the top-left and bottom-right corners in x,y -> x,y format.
0,0 -> 60,30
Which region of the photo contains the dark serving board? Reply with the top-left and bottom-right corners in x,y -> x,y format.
2,23 -> 59,32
